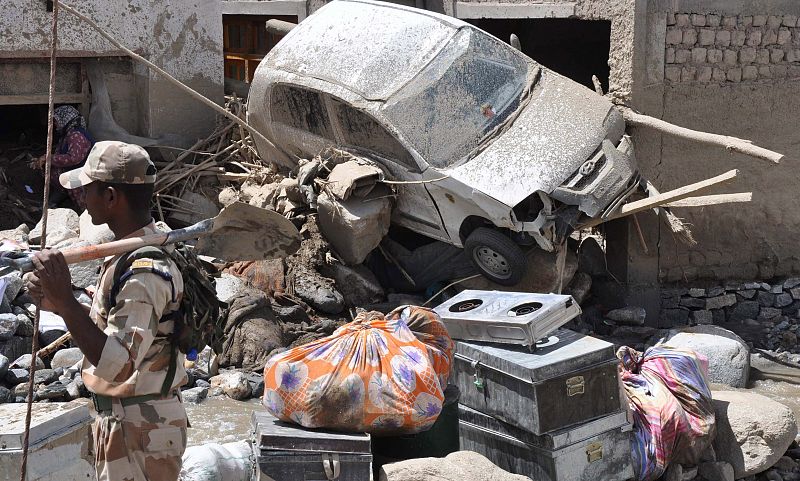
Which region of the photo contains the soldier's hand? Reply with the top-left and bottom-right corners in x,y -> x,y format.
29,249 -> 75,312
23,271 -> 58,312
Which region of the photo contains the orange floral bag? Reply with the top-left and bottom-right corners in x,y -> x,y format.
262,306 -> 453,434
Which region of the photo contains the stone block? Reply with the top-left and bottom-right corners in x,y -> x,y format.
772,65 -> 788,78
712,68 -> 726,82
682,67 -> 697,81
666,47 -> 676,63
722,16 -> 737,28
786,49 -> 797,62
681,297 -> 707,308
684,29 -> 698,45
747,30 -> 763,47
759,307 -> 783,321
667,28 -> 683,45
691,14 -> 706,27
692,47 -> 708,63
716,30 -> 732,46
665,66 -> 682,82
723,49 -> 738,65
759,291 -> 776,307
738,289 -> 757,299
676,14 -> 690,27
778,28 -> 792,45
317,191 -> 391,265
768,15 -> 783,29
790,65 -> 800,77
763,29 -> 779,46
667,13 -> 676,26
699,29 -> 716,45
784,15 -> 798,27
757,49 -> 771,64
730,301 -> 760,321
689,288 -> 707,298
791,288 -> 800,300
712,309 -> 726,324
707,294 -> 737,310
29,208 -> 79,246
708,286 -> 725,298
661,308 -> 690,325
0,314 -> 19,341
707,49 -> 723,63
771,49 -> 785,63
662,296 -> 680,309
742,65 -> 759,80
740,47 -> 757,63
785,278 -> 800,289
776,293 -> 794,308
692,310 -> 714,325
726,68 -> 742,82
752,15 -> 767,27
771,284 -> 784,294
675,48 -> 691,63
759,65 -> 773,77
707,15 -> 721,27
732,31 -> 747,46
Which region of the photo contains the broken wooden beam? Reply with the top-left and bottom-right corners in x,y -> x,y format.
665,192 -> 752,208
582,169 -> 739,228
619,108 -> 783,164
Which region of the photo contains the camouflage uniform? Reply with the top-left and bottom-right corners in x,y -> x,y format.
60,141 -> 189,481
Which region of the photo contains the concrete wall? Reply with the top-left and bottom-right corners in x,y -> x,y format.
0,0 -> 223,141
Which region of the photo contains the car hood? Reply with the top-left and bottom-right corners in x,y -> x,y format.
445,70 -> 621,207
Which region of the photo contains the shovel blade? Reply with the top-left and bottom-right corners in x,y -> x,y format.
195,202 -> 301,260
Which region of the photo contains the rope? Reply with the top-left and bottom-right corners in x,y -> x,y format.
20,1 -> 59,479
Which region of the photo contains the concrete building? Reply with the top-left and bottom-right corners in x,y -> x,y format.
0,0 -> 223,143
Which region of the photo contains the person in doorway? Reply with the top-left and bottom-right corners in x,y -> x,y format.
31,105 -> 94,209
24,141 -> 188,481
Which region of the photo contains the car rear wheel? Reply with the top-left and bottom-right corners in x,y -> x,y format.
464,228 -> 527,286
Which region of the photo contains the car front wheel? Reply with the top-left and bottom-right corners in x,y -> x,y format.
464,227 -> 527,286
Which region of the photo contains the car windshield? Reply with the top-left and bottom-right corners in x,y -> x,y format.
384,27 -> 530,170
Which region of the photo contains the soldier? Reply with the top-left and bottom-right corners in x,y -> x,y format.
25,141 -> 188,481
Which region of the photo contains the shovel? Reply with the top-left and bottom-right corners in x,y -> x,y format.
0,202 -> 302,276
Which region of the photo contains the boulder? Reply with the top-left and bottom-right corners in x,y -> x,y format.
698,461 -> 735,481
0,385 -> 13,403
662,325 -> 749,388
11,353 -> 45,370
5,368 -> 29,385
1,272 -> 24,307
209,371 -> 252,400
0,336 -> 31,364
324,263 -> 384,307
182,386 -> 209,404
29,208 -> 80,246
33,368 -> 59,385
52,239 -> 102,289
712,390 -> 798,477
14,313 -> 34,337
0,313 -> 19,341
606,306 -> 647,325
317,190 -> 391,265
0,353 -> 7,379
379,451 -> 531,481
78,209 -> 114,244
51,348 -> 84,370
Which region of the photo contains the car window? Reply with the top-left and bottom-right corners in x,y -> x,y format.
332,99 -> 418,170
271,84 -> 333,138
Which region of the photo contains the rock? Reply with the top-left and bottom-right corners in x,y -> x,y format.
195,379 -> 211,388
606,306 -> 647,325
379,451 -> 531,481
292,264 -> 345,314
782,331 -> 798,349
776,293 -> 794,308
0,386 -> 13,403
712,390 -> 798,477
0,336 -> 31,364
14,314 -> 33,337
246,371 -> 265,398
706,294 -> 737,310
766,470 -> 785,481
784,278 -> 800,289
0,224 -> 30,244
698,461 -> 735,481
730,301 -> 760,322
5,368 -> 29,384
661,308 -> 690,324
33,368 -> 59,385
564,272 -> 592,305
0,353 -> 7,379
689,288 -> 706,298
51,239 -> 103,289
215,273 -> 249,303
78,209 -> 114,244
317,190 -> 391,265
680,297 -> 706,309
663,325 -> 749,387
51,348 -> 83,370
0,313 -> 19,340
325,263 -> 384,307
35,381 -> 69,400
773,456 -> 798,472
29,208 -> 80,246
1,272 -> 24,306
11,353 -> 45,370
682,466 -> 698,480
66,379 -> 82,399
663,462 -> 683,481
760,292 -> 777,307
209,371 -> 252,400
692,310 -> 714,325
761,307 -> 784,321
182,386 -> 209,404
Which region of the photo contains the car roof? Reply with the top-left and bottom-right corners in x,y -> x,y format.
265,0 -> 468,101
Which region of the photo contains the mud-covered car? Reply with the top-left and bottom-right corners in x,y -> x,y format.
248,0 -> 641,285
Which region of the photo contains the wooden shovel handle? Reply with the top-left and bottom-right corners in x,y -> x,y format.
61,232 -> 169,265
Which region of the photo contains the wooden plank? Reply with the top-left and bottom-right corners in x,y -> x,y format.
0,93 -> 85,105
665,192 -> 752,208
582,169 -> 739,228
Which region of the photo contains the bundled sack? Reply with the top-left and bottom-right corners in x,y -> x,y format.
263,306 -> 454,434
617,345 -> 716,481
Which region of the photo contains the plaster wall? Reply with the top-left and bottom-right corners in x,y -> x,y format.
0,0 -> 223,141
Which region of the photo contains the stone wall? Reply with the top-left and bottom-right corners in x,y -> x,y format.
665,13 -> 800,83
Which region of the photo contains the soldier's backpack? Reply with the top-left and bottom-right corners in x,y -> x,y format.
107,243 -> 226,367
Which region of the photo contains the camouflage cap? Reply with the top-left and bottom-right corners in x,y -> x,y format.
59,140 -> 157,189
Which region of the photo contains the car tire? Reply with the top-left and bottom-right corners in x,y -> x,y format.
464,228 -> 527,286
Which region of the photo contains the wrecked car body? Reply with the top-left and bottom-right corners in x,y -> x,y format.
248,0 -> 641,285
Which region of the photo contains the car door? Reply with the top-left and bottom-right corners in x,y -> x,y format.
327,97 -> 450,242
269,84 -> 335,158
